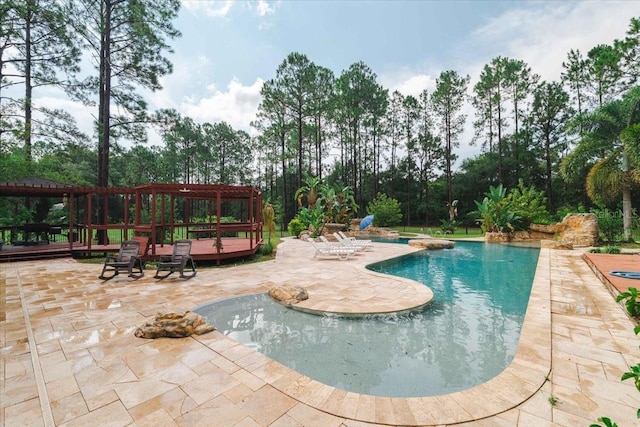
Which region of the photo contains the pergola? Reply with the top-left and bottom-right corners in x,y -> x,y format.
0,179 -> 263,262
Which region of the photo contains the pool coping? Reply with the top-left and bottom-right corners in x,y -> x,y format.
193,245 -> 552,425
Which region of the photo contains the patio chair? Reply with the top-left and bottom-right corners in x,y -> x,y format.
154,239 -> 197,279
338,231 -> 372,244
310,239 -> 356,260
99,240 -> 144,280
333,232 -> 371,251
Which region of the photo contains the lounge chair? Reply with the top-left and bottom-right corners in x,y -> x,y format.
338,231 -> 372,244
154,239 -> 197,279
99,240 -> 144,280
333,232 -> 371,251
310,239 -> 356,260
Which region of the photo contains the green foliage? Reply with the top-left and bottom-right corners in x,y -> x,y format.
590,417 -> 619,427
591,206 -> 624,242
0,205 -> 34,227
621,364 -> 640,394
319,183 -> 358,224
287,218 -> 306,238
556,203 -> 587,221
504,179 -> 550,228
472,184 -> 521,233
260,241 -> 274,256
296,205 -> 324,236
589,246 -> 621,254
548,395 -> 558,406
616,287 -> 640,318
366,193 -> 402,227
439,219 -> 458,234
295,174 -> 323,208
294,175 -> 358,225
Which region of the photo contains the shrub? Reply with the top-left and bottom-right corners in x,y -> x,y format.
287,218 -> 306,238
472,184 -> 520,232
367,193 -> 402,227
440,219 -> 458,234
260,242 -> 273,255
615,287 -> 640,318
591,207 -> 624,242
505,179 -> 550,228
296,205 -> 324,236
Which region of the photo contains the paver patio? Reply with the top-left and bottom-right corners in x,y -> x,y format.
1,238 -> 640,426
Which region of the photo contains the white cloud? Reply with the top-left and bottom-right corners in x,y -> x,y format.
180,77 -> 264,133
379,72 -> 437,98
467,1 -> 636,82
255,0 -> 275,16
181,0 -> 234,18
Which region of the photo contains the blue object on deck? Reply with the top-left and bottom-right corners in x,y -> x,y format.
360,215 -> 374,230
610,271 -> 640,280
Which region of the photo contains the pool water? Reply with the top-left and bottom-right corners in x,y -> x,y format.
193,241 -> 540,397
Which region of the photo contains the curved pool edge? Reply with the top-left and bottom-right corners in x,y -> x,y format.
193,245 -> 551,426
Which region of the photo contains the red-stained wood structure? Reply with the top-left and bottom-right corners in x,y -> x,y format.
0,179 -> 263,263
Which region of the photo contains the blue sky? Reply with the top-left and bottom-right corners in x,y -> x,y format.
40,0 -> 640,161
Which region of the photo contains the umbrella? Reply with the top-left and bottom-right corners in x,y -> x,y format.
359,215 -> 374,230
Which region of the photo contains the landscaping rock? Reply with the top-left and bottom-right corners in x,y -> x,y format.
268,282 -> 309,307
408,238 -> 455,249
557,213 -> 599,247
134,311 -> 215,339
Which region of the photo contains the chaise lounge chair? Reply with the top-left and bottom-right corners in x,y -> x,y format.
338,231 -> 372,244
333,232 -> 371,251
99,240 -> 144,280
154,239 -> 197,279
310,239 -> 356,260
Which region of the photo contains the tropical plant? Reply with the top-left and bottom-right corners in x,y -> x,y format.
473,184 -> 520,233
287,218 -> 306,238
616,287 -> 640,318
591,290 -> 640,427
295,173 -> 323,209
562,87 -> 640,242
296,205 -> 324,236
504,179 -> 550,228
319,183 -> 358,224
263,203 -> 276,244
591,206 -> 624,242
367,193 -> 402,227
439,219 -> 458,234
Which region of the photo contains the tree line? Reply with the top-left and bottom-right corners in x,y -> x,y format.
1,2 -> 639,234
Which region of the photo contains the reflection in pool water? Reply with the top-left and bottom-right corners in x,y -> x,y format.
193,241 -> 540,397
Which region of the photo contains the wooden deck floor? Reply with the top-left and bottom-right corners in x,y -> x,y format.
0,237 -> 261,263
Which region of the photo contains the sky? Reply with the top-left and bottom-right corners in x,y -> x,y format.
39,0 -> 640,162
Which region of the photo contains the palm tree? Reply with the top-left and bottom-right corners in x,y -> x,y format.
562,87 -> 640,241
294,174 -> 322,209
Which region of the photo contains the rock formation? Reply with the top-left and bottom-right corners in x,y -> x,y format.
408,238 -> 455,249
268,282 -> 309,307
134,311 -> 215,339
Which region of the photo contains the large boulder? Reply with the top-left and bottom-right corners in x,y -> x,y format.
268,282 -> 309,307
134,311 -> 215,339
408,238 -> 455,249
557,213 -> 599,247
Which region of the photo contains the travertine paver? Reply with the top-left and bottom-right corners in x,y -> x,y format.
1,238 -> 640,426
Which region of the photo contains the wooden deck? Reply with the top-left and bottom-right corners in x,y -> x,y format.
0,237 -> 261,264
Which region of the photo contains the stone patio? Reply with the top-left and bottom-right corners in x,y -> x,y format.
1,238 -> 640,426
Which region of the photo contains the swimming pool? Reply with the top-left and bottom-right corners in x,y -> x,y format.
193,241 -> 540,397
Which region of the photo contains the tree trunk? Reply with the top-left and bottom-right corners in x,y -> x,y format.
622,152 -> 632,242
